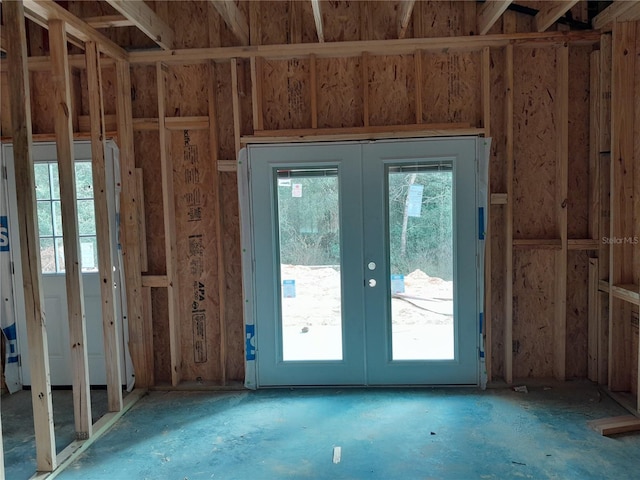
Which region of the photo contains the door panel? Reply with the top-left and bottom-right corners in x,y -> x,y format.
363,138 -> 478,385
250,143 -> 365,386
247,138 -> 478,387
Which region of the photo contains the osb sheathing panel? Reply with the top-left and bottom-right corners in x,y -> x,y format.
263,59 -> 312,130
214,62 -> 235,160
29,71 -> 54,134
421,52 -> 481,125
513,250 -> 555,378
135,131 -> 166,274
239,61 -> 254,137
167,0 -> 211,49
366,1 -> 401,40
490,48 -> 507,192
321,1 -> 361,42
79,67 -> 117,117
131,66 -> 159,119
413,1 -> 467,38
632,320 -> 638,396
368,55 -> 415,127
566,251 -> 588,378
256,1 -> 289,45
222,172 -> 244,381
166,65 -> 209,118
567,46 -> 591,239
513,47 -> 557,239
171,129 -> 223,382
317,57 -> 364,128
220,1 -> 250,47
152,287 -> 171,384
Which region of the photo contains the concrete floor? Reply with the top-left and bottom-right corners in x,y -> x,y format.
2,388 -> 109,480
4,382 -> 640,479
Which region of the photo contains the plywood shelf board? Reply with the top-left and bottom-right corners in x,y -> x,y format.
587,415 -> 640,436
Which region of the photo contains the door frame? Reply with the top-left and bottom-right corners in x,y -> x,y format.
239,137 -> 486,389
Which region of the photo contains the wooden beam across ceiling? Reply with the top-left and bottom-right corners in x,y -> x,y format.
311,0 -> 325,43
209,0 -> 249,46
104,0 -> 174,50
478,0 -> 513,35
83,14 -> 135,29
22,0 -> 128,60
397,0 -> 416,40
593,0 -> 640,30
535,0 -> 580,32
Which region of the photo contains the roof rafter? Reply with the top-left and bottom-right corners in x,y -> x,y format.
398,0 -> 416,40
535,0 -> 580,32
105,0 -> 174,50
22,0 -> 128,60
209,1 -> 249,46
478,0 -> 513,36
593,0 -> 640,30
311,0 -> 325,43
83,14 -> 136,29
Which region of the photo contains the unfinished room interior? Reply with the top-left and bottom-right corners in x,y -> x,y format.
2,0 -> 640,478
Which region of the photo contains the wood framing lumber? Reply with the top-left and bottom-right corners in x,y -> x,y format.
250,57 -> 264,130
600,35 -> 612,152
127,31 -> 601,64
231,58 -> 242,155
588,259 -> 599,381
610,284 -> 640,306
478,1 -> 513,35
311,0 -> 325,43
22,0 -> 127,60
310,54 -> 318,129
141,275 -> 169,288
156,62 -> 182,387
512,239 -> 562,250
535,1 -> 580,32
50,19 -> 93,440
505,44 -> 514,384
4,0 -> 57,470
0,28 -> 7,53
414,51 -> 423,124
554,44 -> 569,381
398,1 -> 416,39
589,50 -> 601,242
208,61 -> 228,384
491,193 -> 508,204
86,40 -> 123,413
136,169 -> 148,272
115,60 -> 149,387
362,52 -> 370,127
208,0 -> 249,46
593,1 -> 640,30
105,0 -> 174,50
83,15 -> 135,29
587,415 -> 640,436
617,2 -> 640,22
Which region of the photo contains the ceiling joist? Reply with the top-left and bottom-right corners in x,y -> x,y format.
397,1 -> 416,40
83,14 -> 136,29
478,0 -> 513,36
616,1 -> 640,22
535,1 -> 580,32
105,0 -> 174,50
22,0 -> 128,60
593,0 -> 640,30
311,0 -> 325,43
209,1 -> 249,46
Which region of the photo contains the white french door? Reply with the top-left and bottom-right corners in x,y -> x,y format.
242,138 -> 479,386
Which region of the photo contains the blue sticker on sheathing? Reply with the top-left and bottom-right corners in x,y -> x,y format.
245,324 -> 256,361
3,323 -> 18,364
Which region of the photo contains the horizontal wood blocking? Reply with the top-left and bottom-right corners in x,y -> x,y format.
610,284 -> 640,306
243,125 -> 483,144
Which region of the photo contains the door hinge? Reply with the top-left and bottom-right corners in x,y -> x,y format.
11,261 -> 15,275
17,354 -> 22,367
2,165 -> 7,179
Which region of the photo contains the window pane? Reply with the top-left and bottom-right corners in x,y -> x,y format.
55,237 -> 65,273
50,164 -> 60,200
80,237 -> 98,272
52,201 -> 63,237
388,166 -> 454,361
34,163 -> 51,200
77,200 -> 96,235
40,238 -> 56,273
277,169 -> 343,361
75,162 -> 93,199
37,201 -> 53,236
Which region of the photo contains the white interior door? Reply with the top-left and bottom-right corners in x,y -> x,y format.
3,141 -> 126,386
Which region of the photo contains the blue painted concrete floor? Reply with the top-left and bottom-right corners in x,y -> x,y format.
2,388 -> 109,480
6,382 -> 640,479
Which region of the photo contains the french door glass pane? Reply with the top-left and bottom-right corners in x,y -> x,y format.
387,164 -> 454,360
276,168 -> 343,361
